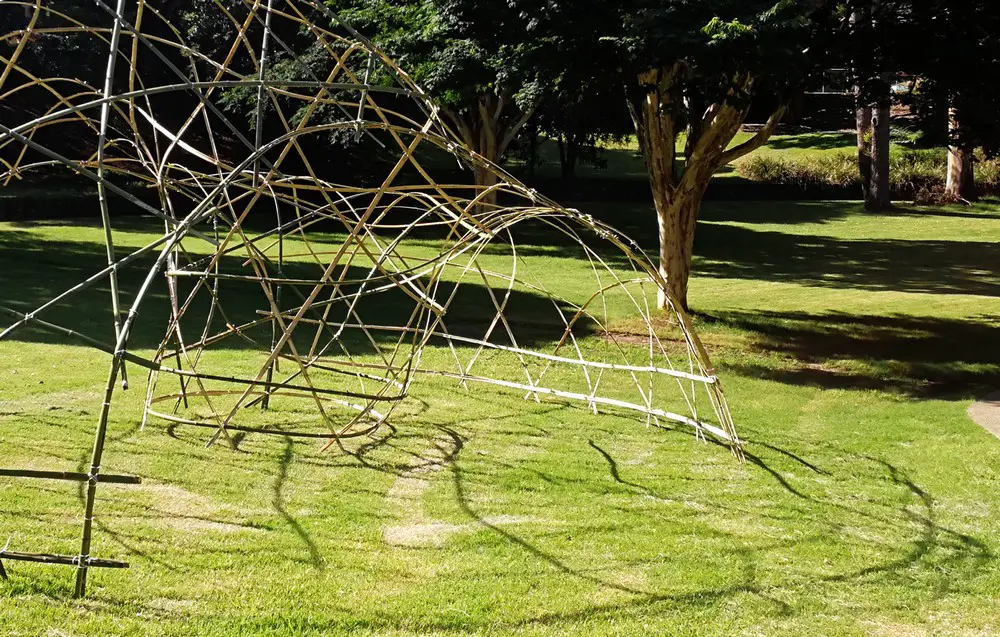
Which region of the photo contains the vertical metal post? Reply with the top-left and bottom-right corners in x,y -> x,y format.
76,224 -> 181,595
252,0 -> 275,186
73,0 -> 129,598
355,52 -> 374,142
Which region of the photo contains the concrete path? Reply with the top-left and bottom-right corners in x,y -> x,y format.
967,391 -> 1000,440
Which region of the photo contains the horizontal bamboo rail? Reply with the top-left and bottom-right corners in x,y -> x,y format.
0,469 -> 141,485
0,551 -> 128,575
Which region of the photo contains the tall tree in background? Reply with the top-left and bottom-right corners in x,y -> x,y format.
850,0 -> 1000,202
533,73 -> 630,181
923,1 -> 1000,201
535,0 -> 832,311
847,2 -> 893,211
331,0 -> 549,205
529,26 -> 632,181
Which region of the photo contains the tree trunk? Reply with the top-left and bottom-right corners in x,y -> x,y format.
526,129 -> 538,178
562,134 -> 578,180
653,184 -> 703,313
629,68 -> 685,311
472,100 -> 500,211
472,159 -> 499,211
630,66 -> 784,313
851,6 -> 891,212
441,92 -> 539,214
946,105 -> 976,201
869,95 -> 891,210
946,147 -> 975,201
851,9 -> 873,208
556,134 -> 568,178
633,72 -> 707,314
855,92 -> 873,205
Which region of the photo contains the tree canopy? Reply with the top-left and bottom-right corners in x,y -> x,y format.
518,0 -> 834,310
329,0 -> 555,202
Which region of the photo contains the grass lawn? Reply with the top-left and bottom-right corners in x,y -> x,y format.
1,198 -> 999,636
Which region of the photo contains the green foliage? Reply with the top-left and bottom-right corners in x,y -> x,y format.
702,16 -> 753,40
737,152 -> 859,188
889,124 -> 924,147
329,0 -> 548,114
0,2 -> 111,96
538,0 -> 829,111
737,148 -> 1000,195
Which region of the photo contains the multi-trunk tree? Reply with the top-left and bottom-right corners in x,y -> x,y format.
535,0 -> 833,312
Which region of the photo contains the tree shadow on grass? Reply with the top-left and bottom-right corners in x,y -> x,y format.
337,394 -> 988,628
764,132 -> 855,151
699,199 -> 1000,225
500,206 -> 1000,301
699,199 -> 860,225
7,389 -> 992,630
272,436 -> 324,570
695,222 -> 1000,297
0,225 -> 595,354
703,309 -> 1000,399
573,199 -> 862,238
883,203 -> 1000,222
441,427 -> 992,632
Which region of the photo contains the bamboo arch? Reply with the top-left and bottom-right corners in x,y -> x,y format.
0,0 -> 740,597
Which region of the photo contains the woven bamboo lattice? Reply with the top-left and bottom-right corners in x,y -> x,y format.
0,0 -> 741,597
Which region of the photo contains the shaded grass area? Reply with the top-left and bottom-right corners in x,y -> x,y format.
499,131 -> 863,201
1,198 -> 999,636
705,310 -> 1000,398
0,217 -> 612,353
591,198 -> 1000,402
499,130 -> 930,202
511,131 -> 860,184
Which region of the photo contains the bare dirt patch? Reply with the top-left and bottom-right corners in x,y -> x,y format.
382,437 -> 539,548
384,515 -> 536,548
142,483 -> 259,534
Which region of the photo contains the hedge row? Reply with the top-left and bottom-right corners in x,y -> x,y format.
735,149 -> 1000,200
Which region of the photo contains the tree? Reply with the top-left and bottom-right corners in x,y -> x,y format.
530,36 -> 632,181
533,78 -> 630,181
847,3 -> 893,211
330,0 -> 549,207
848,0 -> 1000,202
945,99 -> 977,201
534,0 -> 832,311
930,2 -> 1000,202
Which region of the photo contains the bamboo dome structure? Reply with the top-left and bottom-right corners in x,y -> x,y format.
0,0 -> 740,597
